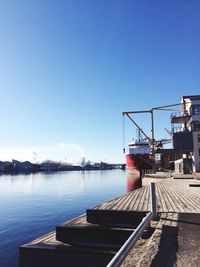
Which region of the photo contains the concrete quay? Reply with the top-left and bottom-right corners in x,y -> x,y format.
122,212 -> 200,267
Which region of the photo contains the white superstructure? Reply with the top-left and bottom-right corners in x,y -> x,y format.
128,139 -> 150,155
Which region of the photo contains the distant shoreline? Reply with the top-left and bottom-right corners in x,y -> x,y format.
0,160 -> 125,175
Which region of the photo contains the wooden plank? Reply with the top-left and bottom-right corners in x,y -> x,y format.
137,185 -> 149,211
90,187 -> 148,212
56,215 -> 133,250
127,188 -> 147,211
116,191 -> 136,210
86,178 -> 200,215
169,183 -> 200,213
160,181 -> 194,212
170,184 -> 195,212
132,188 -> 147,211
20,231 -> 115,267
156,183 -> 174,212
108,188 -> 144,211
142,185 -> 150,211
161,183 -> 184,212
86,209 -> 147,228
151,178 -> 200,213
163,184 -> 188,213
168,180 -> 200,207
56,226 -> 133,250
155,183 -> 166,212
122,190 -> 140,211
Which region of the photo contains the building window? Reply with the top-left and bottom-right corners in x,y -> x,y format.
192,105 -> 200,115
198,134 -> 200,142
199,148 -> 200,156
192,121 -> 200,131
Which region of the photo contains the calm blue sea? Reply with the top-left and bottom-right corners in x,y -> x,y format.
0,170 -> 129,267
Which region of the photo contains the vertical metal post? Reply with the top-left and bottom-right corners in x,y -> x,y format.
150,182 -> 157,219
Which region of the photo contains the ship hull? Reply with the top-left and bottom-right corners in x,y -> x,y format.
126,154 -> 153,171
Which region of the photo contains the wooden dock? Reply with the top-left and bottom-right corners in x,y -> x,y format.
87,178 -> 200,215
56,214 -> 134,250
20,229 -> 116,267
20,177 -> 200,267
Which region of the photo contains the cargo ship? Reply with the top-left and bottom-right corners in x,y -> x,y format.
126,136 -> 153,172
123,95 -> 200,174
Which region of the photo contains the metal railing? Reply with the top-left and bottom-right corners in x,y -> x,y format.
106,183 -> 156,267
171,111 -> 191,119
172,126 -> 192,133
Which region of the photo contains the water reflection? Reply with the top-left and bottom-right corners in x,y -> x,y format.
0,170 -> 127,267
126,169 -> 142,192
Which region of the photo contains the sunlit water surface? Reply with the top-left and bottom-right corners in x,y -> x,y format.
0,170 -> 130,267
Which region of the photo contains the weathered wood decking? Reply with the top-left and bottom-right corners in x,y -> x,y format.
20,177 -> 200,267
87,178 -> 200,215
20,229 -> 116,267
56,214 -> 134,249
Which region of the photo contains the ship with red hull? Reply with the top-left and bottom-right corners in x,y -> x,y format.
126,138 -> 153,172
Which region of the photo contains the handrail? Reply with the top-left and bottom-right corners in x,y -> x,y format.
106,183 -> 156,267
171,111 -> 191,118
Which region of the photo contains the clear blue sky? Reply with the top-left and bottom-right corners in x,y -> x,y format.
0,0 -> 200,163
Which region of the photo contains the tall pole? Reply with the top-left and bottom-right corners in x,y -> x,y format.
151,109 -> 156,173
